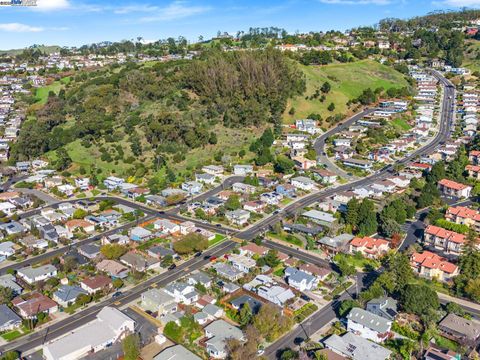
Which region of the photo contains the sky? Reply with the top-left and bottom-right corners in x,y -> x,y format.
0,0 -> 479,50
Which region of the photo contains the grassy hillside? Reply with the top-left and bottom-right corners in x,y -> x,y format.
463,39 -> 480,73
283,60 -> 409,125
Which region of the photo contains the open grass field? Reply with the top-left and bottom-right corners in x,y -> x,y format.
391,118 -> 412,131
283,60 -> 409,126
35,76 -> 71,105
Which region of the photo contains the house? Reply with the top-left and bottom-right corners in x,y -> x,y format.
103,176 -> 125,191
0,221 -> 25,236
342,159 -> 373,171
438,179 -> 472,198
78,243 -> 101,259
80,275 -> 113,294
230,295 -> 262,313
202,165 -> 224,176
57,184 -> 75,196
466,164 -> 480,180
153,345 -> 202,360
232,182 -> 256,194
291,176 -> 316,191
147,245 -> 175,259
154,219 -> 180,234
424,346 -> 459,360
284,267 -> 318,291
423,225 -> 466,255
0,304 -> 21,331
411,251 -> 459,282
323,332 -> 392,360
469,150 -> 480,165
43,307 -> 135,360
179,221 -> 196,235
366,297 -> 398,321
276,184 -> 296,198
187,271 -> 212,288
257,285 -> 295,306
239,243 -> 269,257
0,274 -> 22,295
204,320 -> 244,359
213,262 -> 244,281
296,119 -> 320,134
349,237 -> 390,259
229,254 -> 256,273
195,173 -> 216,185
120,252 -> 160,272
371,180 -> 396,193
96,259 -> 130,279
446,206 -> 480,231
12,292 -> 58,319
17,265 -> 57,284
438,313 -> 480,346
102,233 -> 130,245
226,209 -> 250,225
140,288 -> 176,315
0,202 -> 16,215
233,164 -> 254,176
347,307 -> 392,342
74,177 -> 90,190
145,195 -> 167,207
181,181 -> 203,195
53,285 -> 88,307
299,263 -> 331,281
318,234 -> 355,255
0,241 -> 15,257
164,282 -> 198,305
302,209 -> 337,228
243,200 -> 267,213
65,219 -> 95,235
130,226 -> 152,241
314,169 -> 338,184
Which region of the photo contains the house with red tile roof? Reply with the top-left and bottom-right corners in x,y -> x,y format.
12,292 -> 58,319
469,150 -> 480,165
438,179 -> 472,199
424,225 -> 467,255
445,206 -> 480,232
409,162 -> 431,171
349,237 -> 390,259
410,251 -> 459,282
466,165 -> 480,180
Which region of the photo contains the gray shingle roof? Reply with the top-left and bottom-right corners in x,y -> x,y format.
347,308 -> 391,333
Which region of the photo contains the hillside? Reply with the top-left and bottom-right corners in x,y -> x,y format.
12,49 -> 303,186
0,45 -> 61,56
283,60 -> 410,126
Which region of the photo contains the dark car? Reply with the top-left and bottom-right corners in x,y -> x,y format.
215,224 -> 222,227
168,264 -> 177,270
194,251 -> 203,257
112,291 -> 122,299
203,254 -> 212,260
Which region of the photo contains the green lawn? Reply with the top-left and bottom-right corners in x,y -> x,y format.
267,231 -> 304,247
284,60 -> 409,125
35,81 -> 63,105
1,330 -> 21,341
334,253 -> 380,270
391,118 -> 412,131
209,234 -> 226,247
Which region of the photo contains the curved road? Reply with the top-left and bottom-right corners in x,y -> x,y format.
313,108 -> 376,180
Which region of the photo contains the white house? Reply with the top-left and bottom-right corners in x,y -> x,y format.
233,165 -> 254,176
164,282 -> 198,305
347,307 -> 392,343
17,265 -> 57,285
284,267 -> 318,292
43,307 -> 135,360
291,176 -> 316,191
